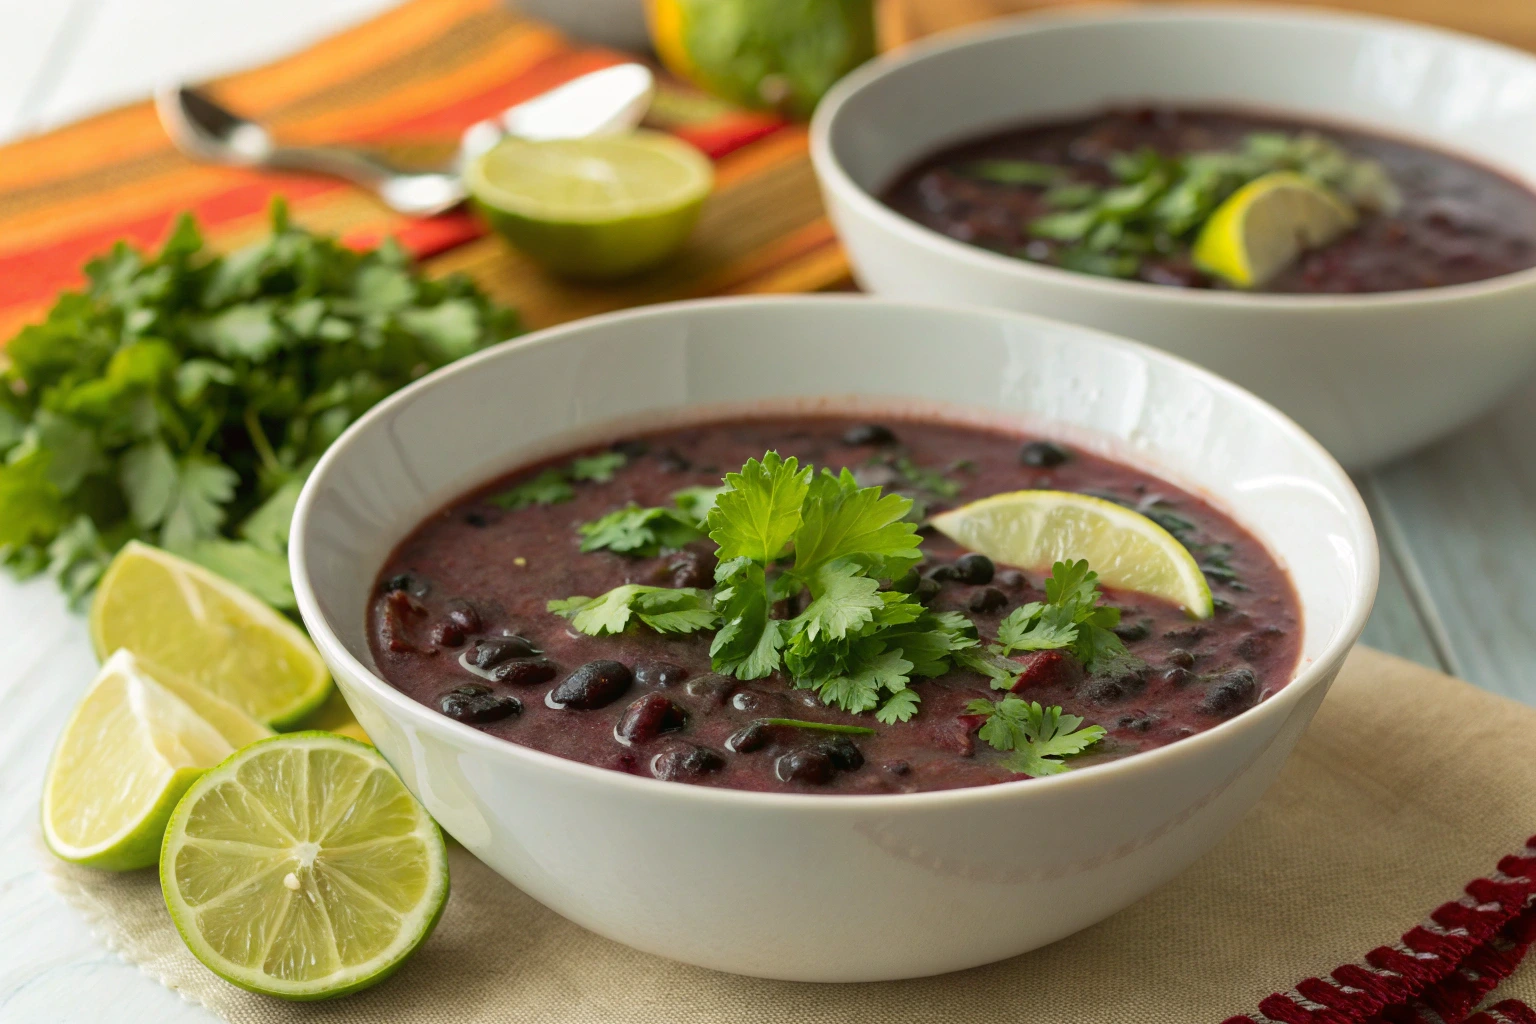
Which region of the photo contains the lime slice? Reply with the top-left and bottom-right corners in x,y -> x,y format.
161,733 -> 448,1000
90,541 -> 331,729
465,130 -> 712,279
43,650 -> 234,870
154,669 -> 274,749
929,490 -> 1213,619
1192,171 -> 1357,288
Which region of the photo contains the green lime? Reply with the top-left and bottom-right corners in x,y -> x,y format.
1192,170 -> 1356,288
90,541 -> 332,729
929,490 -> 1213,619
466,131 -> 713,279
43,650 -> 234,871
160,733 -> 449,1000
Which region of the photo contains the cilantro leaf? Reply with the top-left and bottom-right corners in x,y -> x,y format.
490,469 -> 573,510
570,451 -> 627,483
985,560 -> 1137,677
995,601 -> 1077,655
965,697 -> 1106,777
875,686 -> 921,724
547,584 -> 714,636
160,455 -> 238,553
791,557 -> 884,643
791,467 -> 920,578
706,452 -> 811,564
672,485 -> 725,527
709,560 -> 783,678
577,503 -> 704,557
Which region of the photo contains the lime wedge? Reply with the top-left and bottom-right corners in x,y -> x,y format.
90,541 -> 331,729
1193,170 -> 1357,288
160,733 -> 449,1000
154,670 -> 274,749
929,490 -> 1213,619
466,130 -> 712,279
43,650 -> 234,870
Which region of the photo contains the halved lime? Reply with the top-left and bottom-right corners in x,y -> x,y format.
465,130 -> 713,279
929,490 -> 1213,619
1192,170 -> 1357,288
160,733 -> 449,1000
90,541 -> 331,729
43,650 -> 234,871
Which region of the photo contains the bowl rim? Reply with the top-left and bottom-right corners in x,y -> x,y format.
808,1 -> 1536,309
290,294 -> 1380,812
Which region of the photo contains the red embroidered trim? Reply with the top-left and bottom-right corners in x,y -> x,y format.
1221,837 -> 1536,1024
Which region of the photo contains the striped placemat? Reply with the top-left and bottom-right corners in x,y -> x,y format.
0,0 -> 850,342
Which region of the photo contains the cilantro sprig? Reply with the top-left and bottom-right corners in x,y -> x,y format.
964,698 -> 1106,777
0,202 -> 517,607
573,485 -> 720,558
489,451 -> 633,511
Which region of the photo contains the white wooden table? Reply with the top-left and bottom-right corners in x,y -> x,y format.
1,2 -> 1532,1020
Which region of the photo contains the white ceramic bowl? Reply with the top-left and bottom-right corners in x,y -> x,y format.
290,296 -> 1377,981
809,5 -> 1536,470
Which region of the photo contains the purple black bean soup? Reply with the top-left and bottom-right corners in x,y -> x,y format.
880,105 -> 1536,293
368,416 -> 1302,795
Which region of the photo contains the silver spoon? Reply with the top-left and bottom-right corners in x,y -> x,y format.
155,63 -> 655,216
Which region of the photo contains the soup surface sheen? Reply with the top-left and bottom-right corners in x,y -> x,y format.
369,417 -> 1302,794
880,106 -> 1536,293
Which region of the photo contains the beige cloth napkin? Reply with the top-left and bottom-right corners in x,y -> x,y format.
42,647 -> 1536,1022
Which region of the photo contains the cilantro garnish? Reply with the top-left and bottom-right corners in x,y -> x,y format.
973,130 -> 1399,281
548,585 -> 715,635
490,451 -> 632,511
0,202 -> 517,607
964,697 -> 1106,777
577,503 -> 704,557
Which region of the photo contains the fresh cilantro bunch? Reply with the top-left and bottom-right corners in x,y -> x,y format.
551,451 -> 981,723
0,202 -> 518,607
963,697 -> 1106,777
956,559 -> 1139,689
967,130 -> 1400,280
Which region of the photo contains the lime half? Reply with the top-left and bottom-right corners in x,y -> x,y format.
161,733 -> 449,1000
43,650 -> 234,871
466,130 -> 713,279
929,490 -> 1213,619
1193,170 -> 1357,288
90,541 -> 331,729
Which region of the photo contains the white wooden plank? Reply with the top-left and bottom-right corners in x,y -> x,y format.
1368,372 -> 1536,705
30,0 -> 401,134
0,0 -> 88,139
1354,477 -> 1448,672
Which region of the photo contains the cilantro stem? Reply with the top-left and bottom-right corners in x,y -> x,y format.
243,406 -> 281,475
757,718 -> 877,736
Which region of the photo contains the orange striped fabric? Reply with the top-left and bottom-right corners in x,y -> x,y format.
0,0 -> 845,342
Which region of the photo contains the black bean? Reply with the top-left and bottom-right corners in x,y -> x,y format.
1236,626 -> 1286,662
1019,441 -> 1070,468
656,447 -> 691,472
842,423 -> 898,446
667,550 -> 717,589
730,690 -> 765,712
439,685 -> 522,724
634,661 -> 688,687
611,439 -> 649,459
1199,668 -> 1259,717
1158,666 -> 1193,687
615,693 -> 687,745
443,599 -> 481,632
776,747 -> 835,785
1112,618 -> 1152,643
913,578 -> 941,604
684,674 -> 735,704
492,657 -> 559,686
1167,648 -> 1196,669
884,760 -> 911,776
464,512 -> 489,528
726,721 -> 770,753
1164,625 -> 1208,644
996,569 -> 1027,589
383,573 -> 429,597
967,586 -> 1008,614
925,563 -> 958,582
549,660 -> 632,709
430,622 -> 466,648
469,636 -> 540,668
652,745 -> 725,781
822,737 -> 864,772
952,553 -> 995,585
1117,714 -> 1156,733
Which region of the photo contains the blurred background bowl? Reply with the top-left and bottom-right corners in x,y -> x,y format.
810,5 -> 1536,469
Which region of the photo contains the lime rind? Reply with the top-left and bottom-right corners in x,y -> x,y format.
929,489 -> 1214,620
160,733 -> 449,1000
